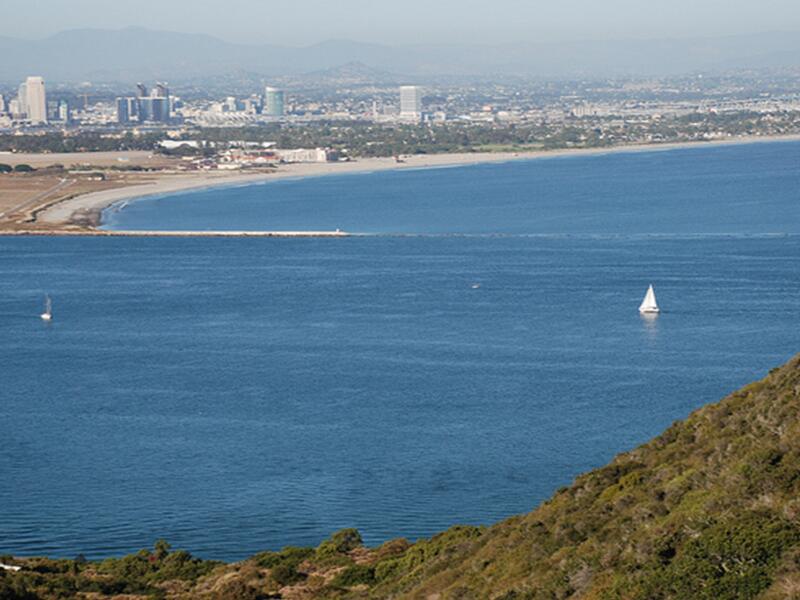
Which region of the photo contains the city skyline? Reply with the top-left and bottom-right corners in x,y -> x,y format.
3,0 -> 800,46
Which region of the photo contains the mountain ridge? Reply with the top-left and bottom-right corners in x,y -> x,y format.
1,28 -> 800,83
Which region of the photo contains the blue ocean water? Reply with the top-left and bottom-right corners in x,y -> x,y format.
2,141 -> 800,561
103,141 -> 800,235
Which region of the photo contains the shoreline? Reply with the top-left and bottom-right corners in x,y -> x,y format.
0,229 -> 351,237
8,133 -> 800,236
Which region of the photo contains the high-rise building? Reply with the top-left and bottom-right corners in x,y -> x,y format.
47,99 -> 71,123
117,97 -> 136,123
243,95 -> 262,115
136,97 -> 170,123
58,100 -> 71,123
137,97 -> 155,122
152,83 -> 169,98
47,100 -> 60,121
120,83 -> 171,124
17,82 -> 28,116
224,96 -> 239,112
0,94 -> 6,114
264,87 -> 285,117
150,97 -> 170,122
25,76 -> 47,124
399,85 -> 422,123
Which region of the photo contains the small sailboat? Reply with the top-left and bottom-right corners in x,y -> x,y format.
639,285 -> 660,314
40,295 -> 53,321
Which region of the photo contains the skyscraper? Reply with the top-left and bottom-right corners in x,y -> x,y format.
264,87 -> 285,117
137,97 -> 155,122
58,100 -> 71,123
25,76 -> 47,124
47,100 -> 60,121
17,82 -> 28,117
117,97 -> 136,123
400,85 -> 422,123
224,96 -> 239,112
149,97 -> 170,122
119,83 -> 171,124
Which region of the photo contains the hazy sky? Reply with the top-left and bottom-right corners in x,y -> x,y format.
5,0 -> 800,45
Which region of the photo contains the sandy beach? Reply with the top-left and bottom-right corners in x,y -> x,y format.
10,134 -> 800,235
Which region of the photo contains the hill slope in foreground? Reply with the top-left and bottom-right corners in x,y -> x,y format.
5,355 -> 800,599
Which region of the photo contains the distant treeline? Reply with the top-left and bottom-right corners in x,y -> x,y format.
0,132 -> 163,154
189,122 -> 579,156
2,110 -> 798,158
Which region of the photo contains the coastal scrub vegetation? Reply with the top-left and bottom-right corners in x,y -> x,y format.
4,355 -> 800,598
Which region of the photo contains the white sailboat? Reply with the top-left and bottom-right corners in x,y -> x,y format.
639,285 -> 660,314
40,295 -> 53,321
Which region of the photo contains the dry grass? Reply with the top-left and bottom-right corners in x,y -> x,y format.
0,171 -> 158,231
0,150 -> 177,169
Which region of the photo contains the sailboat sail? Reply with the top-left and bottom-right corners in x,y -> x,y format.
639,285 -> 660,314
41,295 -> 53,321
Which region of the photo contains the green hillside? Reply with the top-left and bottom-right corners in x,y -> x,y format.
4,355 -> 800,599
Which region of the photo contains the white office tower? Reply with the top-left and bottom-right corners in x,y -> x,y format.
17,82 -> 28,116
25,76 -> 47,124
400,85 -> 422,123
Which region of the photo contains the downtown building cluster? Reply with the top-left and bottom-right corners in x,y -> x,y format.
190,86 -> 286,120
116,84 -> 287,124
1,79 -> 424,129
186,85 -> 423,127
0,76 -> 70,125
116,83 -> 172,124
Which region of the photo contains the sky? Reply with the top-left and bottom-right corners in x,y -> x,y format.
4,0 -> 800,46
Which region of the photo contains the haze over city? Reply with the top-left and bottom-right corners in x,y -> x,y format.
4,0 -> 800,45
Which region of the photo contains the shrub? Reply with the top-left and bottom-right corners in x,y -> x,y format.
0,573 -> 38,600
331,564 -> 375,587
320,529 -> 363,554
640,513 -> 800,600
211,578 -> 265,600
270,562 -> 303,587
13,164 -> 34,172
315,528 -> 364,564
254,546 -> 313,570
373,538 -> 412,561
150,549 -> 218,582
374,557 -> 403,582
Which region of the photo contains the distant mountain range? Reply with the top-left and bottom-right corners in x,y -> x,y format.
1,27 -> 800,83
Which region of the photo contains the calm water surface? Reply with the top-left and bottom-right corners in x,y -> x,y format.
103,141 -> 800,234
2,141 -> 800,560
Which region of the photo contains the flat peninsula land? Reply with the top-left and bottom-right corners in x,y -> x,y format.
3,354 -> 800,599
